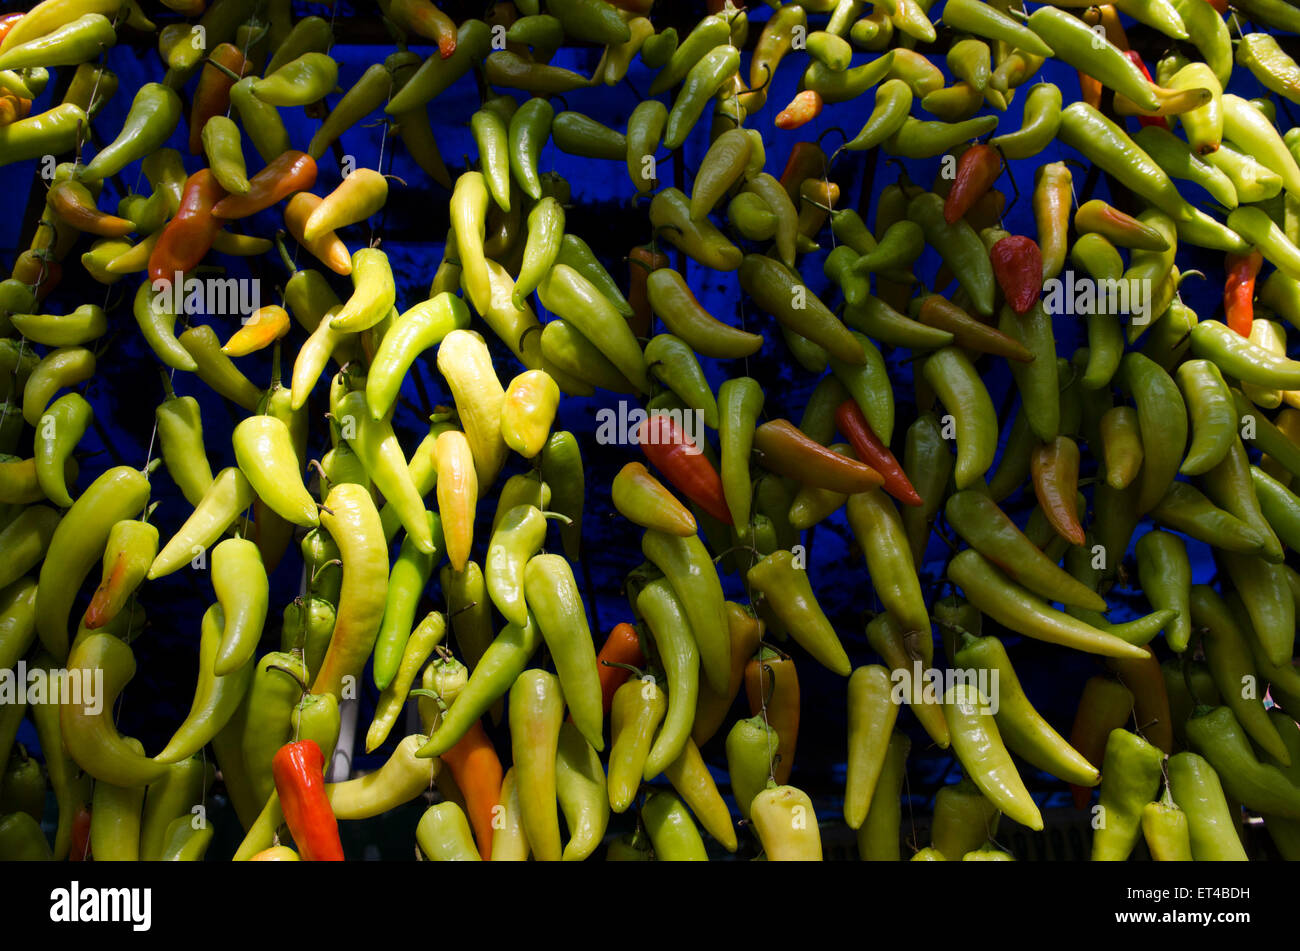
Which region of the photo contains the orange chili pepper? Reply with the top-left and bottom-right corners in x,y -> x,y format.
11,249 -> 60,303
943,143 -> 1001,224
0,93 -> 30,125
210,151 -> 317,220
1106,647 -> 1174,755
1225,248 -> 1264,337
596,622 -> 645,715
149,169 -> 228,286
189,42 -> 250,155
438,719 -> 503,860
775,90 -> 823,130
388,0 -> 457,58
627,244 -> 668,340
48,180 -> 136,238
744,647 -> 800,785
778,141 -> 827,204
69,803 -> 92,861
0,13 -> 21,45
284,192 -> 352,275
223,304 -> 291,357
1030,435 -> 1086,545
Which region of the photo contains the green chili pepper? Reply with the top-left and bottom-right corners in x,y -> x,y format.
1166,751 -> 1248,860
922,347 -> 996,489
716,376 -> 764,530
1186,705 -> 1300,818
241,650 -> 307,804
537,431 -> 583,562
955,633 -> 1098,786
997,302 -> 1059,441
946,491 -> 1105,610
229,76 -> 291,164
1090,729 -> 1165,860
747,550 -> 851,675
30,392 -> 89,509
943,682 -> 1042,831
641,529 -> 729,696
523,554 -> 604,752
1190,584 -> 1289,762
1149,481 -> 1265,553
908,192 -> 995,316
650,188 -> 743,271
635,577 -> 701,778
81,83 -> 182,183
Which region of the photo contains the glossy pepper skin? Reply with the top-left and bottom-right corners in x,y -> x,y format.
509,668 -> 564,862
148,170 -> 227,287
310,483 -> 388,701
635,578 -> 700,778
944,683 -> 1043,831
748,551 -> 850,676
62,634 -> 167,787
272,740 -> 343,861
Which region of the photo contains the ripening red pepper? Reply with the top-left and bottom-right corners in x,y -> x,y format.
597,622 -> 645,714
272,739 -> 344,861
149,169 -> 228,286
637,413 -> 733,525
388,0 -> 457,58
189,43 -> 250,154
990,235 -> 1043,315
1224,248 -> 1264,337
1123,51 -> 1168,129
775,90 -> 823,131
210,151 -> 317,220
833,400 -> 922,506
943,144 -> 1001,224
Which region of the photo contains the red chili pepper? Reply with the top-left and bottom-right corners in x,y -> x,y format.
149,169 -> 228,286
210,151 -> 317,220
990,235 -> 1044,315
775,90 -> 824,131
189,42 -> 250,154
1123,51 -> 1168,129
0,13 -> 22,45
627,245 -> 668,340
69,804 -> 93,861
943,144 -> 1001,224
272,739 -> 344,861
597,622 -> 645,714
832,401 -> 922,506
1224,248 -> 1263,337
637,412 -> 733,525
1205,0 -> 1229,13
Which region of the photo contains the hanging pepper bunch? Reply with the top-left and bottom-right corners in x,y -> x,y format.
6,0 -> 1300,868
